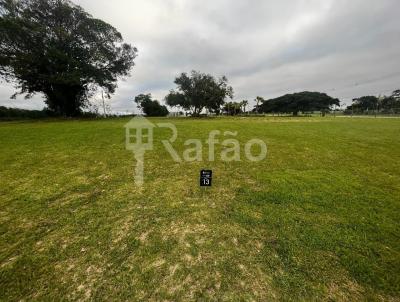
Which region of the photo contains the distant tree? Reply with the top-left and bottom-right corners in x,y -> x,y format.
255,96 -> 264,114
165,71 -> 233,116
381,96 -> 395,112
380,90 -> 400,114
343,90 -> 400,115
259,92 -> 340,116
352,96 -> 379,113
223,102 -> 242,116
241,100 -> 249,114
0,0 -> 137,116
134,94 -> 169,117
391,89 -> 400,99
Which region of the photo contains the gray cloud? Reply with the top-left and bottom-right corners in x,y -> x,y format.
1,0 -> 399,112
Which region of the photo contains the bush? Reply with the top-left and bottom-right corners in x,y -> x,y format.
0,106 -> 51,119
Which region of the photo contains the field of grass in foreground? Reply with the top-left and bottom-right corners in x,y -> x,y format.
0,117 -> 399,301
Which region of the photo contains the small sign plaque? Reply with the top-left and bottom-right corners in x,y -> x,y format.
200,170 -> 212,187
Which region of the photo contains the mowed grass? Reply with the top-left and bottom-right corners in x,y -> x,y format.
0,116 -> 399,301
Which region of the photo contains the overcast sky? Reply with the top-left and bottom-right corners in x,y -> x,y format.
1,0 -> 399,112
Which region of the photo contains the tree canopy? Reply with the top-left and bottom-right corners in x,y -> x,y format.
352,96 -> 379,112
241,100 -> 249,113
0,0 -> 137,116
223,102 -> 243,116
259,91 -> 340,116
134,94 -> 169,117
346,90 -> 400,114
165,71 -> 233,116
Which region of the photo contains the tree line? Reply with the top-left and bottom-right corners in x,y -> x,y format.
133,72 -> 341,117
344,91 -> 400,115
136,72 -> 343,117
1,0 -> 399,118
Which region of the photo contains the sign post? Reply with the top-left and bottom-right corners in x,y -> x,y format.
200,170 -> 212,187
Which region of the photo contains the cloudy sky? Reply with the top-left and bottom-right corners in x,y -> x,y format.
1,0 -> 399,112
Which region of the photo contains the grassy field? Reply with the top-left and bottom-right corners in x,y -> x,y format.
0,117 -> 399,301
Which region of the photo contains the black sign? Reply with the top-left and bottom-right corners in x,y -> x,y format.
200,170 -> 212,187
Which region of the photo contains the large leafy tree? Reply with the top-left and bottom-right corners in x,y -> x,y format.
259,91 -> 340,116
165,71 -> 233,116
0,0 -> 137,116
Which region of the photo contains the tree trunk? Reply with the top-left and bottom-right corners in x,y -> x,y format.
44,84 -> 85,117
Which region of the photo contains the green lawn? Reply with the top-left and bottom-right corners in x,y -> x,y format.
0,117 -> 399,301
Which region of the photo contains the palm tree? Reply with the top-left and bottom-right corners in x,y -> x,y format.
242,100 -> 248,114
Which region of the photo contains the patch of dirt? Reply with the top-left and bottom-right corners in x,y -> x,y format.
326,279 -> 364,301
138,231 -> 150,243
0,256 -> 19,268
112,217 -> 134,244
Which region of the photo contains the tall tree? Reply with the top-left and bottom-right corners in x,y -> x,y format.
165,71 -> 233,116
0,0 -> 137,116
241,100 -> 248,114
